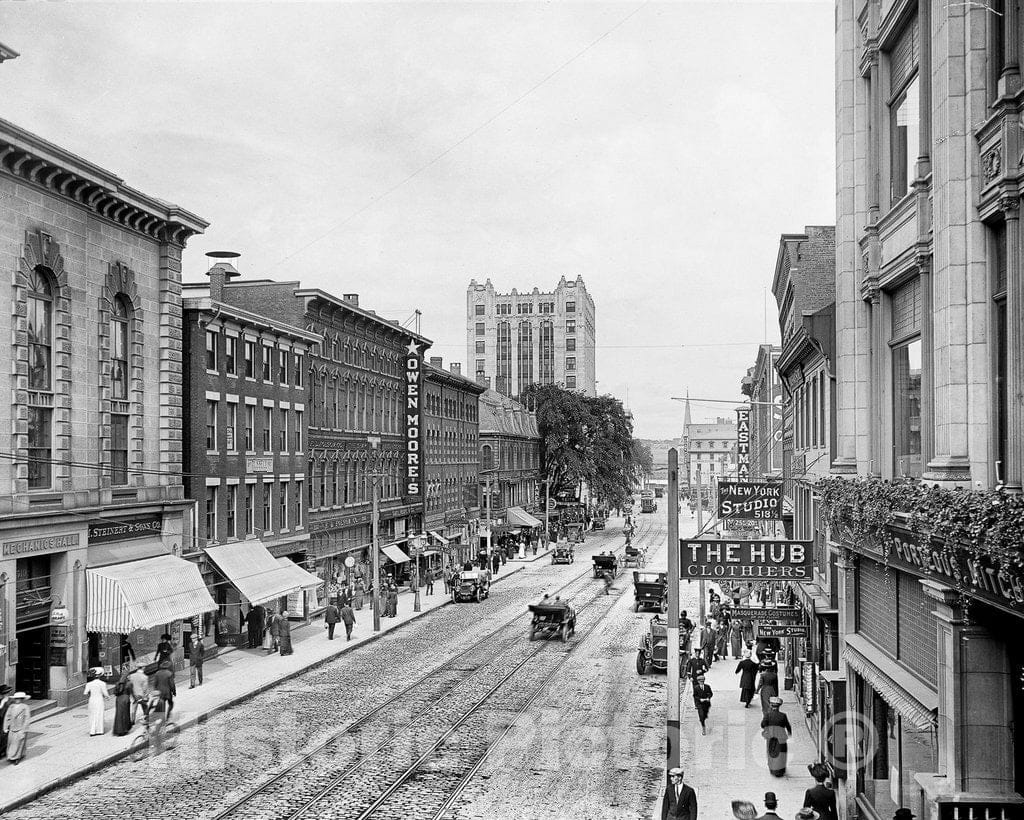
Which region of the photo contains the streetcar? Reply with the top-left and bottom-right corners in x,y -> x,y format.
640,490 -> 657,513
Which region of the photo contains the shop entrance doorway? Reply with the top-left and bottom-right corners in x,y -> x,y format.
15,625 -> 50,699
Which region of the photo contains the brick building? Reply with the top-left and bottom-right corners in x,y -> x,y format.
467,276 -> 597,397
182,263 -> 322,641
218,281 -> 430,589
679,400 -> 737,502
423,358 -> 485,568
740,344 -> 783,482
831,3 -> 1024,819
0,117 -> 213,705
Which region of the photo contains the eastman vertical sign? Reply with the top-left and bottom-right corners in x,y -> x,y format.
736,407 -> 751,479
405,341 -> 423,498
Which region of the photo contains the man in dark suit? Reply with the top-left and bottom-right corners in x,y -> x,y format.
756,792 -> 783,820
662,767 -> 697,820
804,764 -> 838,820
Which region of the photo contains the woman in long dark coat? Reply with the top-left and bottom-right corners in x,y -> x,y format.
757,664 -> 779,716
760,697 -> 792,776
246,604 -> 265,649
729,620 -> 744,659
735,650 -> 759,707
112,674 -> 134,736
278,611 -> 293,655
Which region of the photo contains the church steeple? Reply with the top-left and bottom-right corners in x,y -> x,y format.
682,389 -> 692,431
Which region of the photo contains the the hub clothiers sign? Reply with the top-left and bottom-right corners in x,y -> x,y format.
679,539 -> 813,580
718,481 -> 782,520
736,408 -> 750,479
404,340 -> 423,497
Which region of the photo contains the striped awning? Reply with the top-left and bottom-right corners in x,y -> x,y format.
205,541 -> 308,605
275,557 -> 322,590
382,544 -> 411,564
843,634 -> 938,731
506,507 -> 542,528
86,555 -> 216,634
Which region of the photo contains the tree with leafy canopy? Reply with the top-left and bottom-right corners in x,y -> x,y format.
523,384 -> 646,510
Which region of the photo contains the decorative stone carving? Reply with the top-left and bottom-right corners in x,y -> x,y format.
983,147 -> 1002,182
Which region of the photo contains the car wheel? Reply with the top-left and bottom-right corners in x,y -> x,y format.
529,628 -> 536,641
561,624 -> 569,642
634,601 -> 640,613
636,651 -> 648,675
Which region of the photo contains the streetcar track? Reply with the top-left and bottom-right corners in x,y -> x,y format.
209,518 -> 658,820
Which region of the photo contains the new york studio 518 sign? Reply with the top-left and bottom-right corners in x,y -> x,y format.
717,480 -> 782,520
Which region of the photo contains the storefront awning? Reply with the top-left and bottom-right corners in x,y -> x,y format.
843,634 -> 938,731
86,555 -> 216,634
275,557 -> 322,590
506,507 -> 542,528
204,541 -> 309,605
381,544 -> 411,563
429,530 -> 450,545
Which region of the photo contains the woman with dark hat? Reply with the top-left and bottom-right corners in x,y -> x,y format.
760,696 -> 793,776
735,648 -> 759,707
804,763 -> 838,820
757,662 -> 780,716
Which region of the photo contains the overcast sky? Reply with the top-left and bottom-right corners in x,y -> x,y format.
2,1 -> 835,439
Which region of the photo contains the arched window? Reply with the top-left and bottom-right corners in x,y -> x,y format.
482,444 -> 494,472
110,295 -> 130,400
27,268 -> 53,391
27,267 -> 55,490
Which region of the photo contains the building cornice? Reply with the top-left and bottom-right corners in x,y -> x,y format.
182,292 -> 323,345
0,117 -> 208,246
294,288 -> 432,347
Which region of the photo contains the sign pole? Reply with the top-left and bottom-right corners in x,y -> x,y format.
696,465 -> 705,624
369,435 -> 382,633
666,448 -> 681,776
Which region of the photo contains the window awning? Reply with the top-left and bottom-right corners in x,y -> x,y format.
429,530 -> 450,545
381,544 -> 411,564
506,507 -> 542,528
204,541 -> 308,605
86,555 -> 216,634
843,634 -> 938,731
275,557 -> 322,590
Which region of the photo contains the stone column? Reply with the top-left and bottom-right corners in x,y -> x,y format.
1000,0 -> 1020,95
1001,196 -> 1022,491
867,288 -> 884,475
159,240 -> 185,501
921,580 -> 1014,793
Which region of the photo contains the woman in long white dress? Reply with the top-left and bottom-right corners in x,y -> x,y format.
84,669 -> 110,736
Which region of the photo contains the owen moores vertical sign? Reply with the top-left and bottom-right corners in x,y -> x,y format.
405,341 -> 423,497
736,408 -> 751,480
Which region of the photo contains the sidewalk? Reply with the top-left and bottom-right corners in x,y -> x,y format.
0,560 -> 525,812
652,578 -> 819,820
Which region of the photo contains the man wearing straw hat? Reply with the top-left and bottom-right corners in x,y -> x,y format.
661,767 -> 697,820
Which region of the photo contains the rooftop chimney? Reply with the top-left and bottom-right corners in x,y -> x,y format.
429,356 -> 443,368
204,251 -> 241,302
449,363 -> 461,376
343,294 -> 359,307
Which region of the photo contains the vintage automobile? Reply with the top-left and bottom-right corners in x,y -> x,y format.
566,522 -> 586,544
622,545 -> 645,568
551,543 -> 575,564
452,570 -> 490,603
529,601 -> 577,642
636,614 -> 690,675
633,570 -> 667,613
592,552 -> 619,579
592,515 -> 606,530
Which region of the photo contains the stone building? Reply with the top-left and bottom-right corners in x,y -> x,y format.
0,118 -> 213,706
478,389 -> 543,546
740,344 -> 783,482
833,2 -> 1024,818
181,263 -> 322,641
680,399 -> 737,501
466,276 -> 597,397
218,281 -> 430,589
423,358 -> 485,568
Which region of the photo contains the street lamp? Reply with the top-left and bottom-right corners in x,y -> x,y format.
368,435 -> 382,633
410,532 -> 426,612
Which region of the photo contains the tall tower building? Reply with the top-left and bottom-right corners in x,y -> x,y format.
466,276 -> 596,397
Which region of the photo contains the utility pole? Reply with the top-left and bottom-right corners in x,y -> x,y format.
544,475 -> 551,544
368,435 -> 382,633
696,463 -> 706,624
666,448 -> 681,776
485,472 -> 492,562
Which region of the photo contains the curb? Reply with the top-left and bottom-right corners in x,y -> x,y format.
0,564 -> 526,815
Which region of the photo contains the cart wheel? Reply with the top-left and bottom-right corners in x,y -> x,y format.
636,651 -> 648,675
474,588 -> 481,603
561,624 -> 569,642
529,628 -> 536,641
634,601 -> 640,613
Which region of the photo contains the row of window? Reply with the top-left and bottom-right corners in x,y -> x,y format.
475,337 -> 576,354
475,319 -> 577,335
205,401 -> 303,454
206,330 -> 304,388
480,443 -> 539,472
205,480 -> 302,544
423,392 -> 478,421
310,374 -> 404,434
477,300 -> 574,316
691,440 -> 733,450
794,370 -> 828,452
308,459 -> 403,508
425,471 -> 477,512
315,337 -> 401,376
